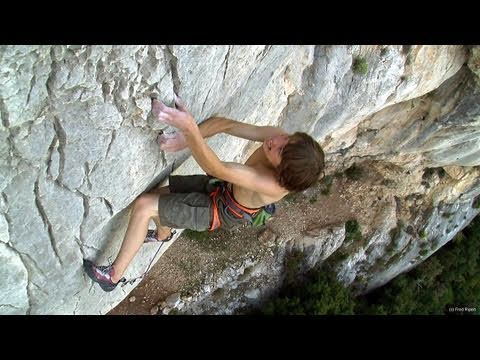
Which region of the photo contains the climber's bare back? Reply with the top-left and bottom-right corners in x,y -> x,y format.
229,144 -> 288,209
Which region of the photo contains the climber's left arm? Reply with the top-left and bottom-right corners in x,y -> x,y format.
153,96 -> 227,177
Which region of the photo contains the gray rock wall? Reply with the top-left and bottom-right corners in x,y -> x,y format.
1,45 -> 477,314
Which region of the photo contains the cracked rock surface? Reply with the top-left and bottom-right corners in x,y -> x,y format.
1,45 -> 479,314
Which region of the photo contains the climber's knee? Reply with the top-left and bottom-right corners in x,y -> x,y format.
132,193 -> 159,218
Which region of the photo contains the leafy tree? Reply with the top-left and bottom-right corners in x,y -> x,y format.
263,270 -> 356,315
363,216 -> 480,315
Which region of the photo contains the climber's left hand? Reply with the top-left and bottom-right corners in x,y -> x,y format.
151,94 -> 194,132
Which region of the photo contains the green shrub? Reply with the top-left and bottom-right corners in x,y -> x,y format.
262,269 -> 356,315
284,249 -> 306,286
418,229 -> 427,239
467,46 -> 480,80
183,229 -> 210,241
345,220 -> 362,243
473,195 -> 480,209
260,215 -> 480,315
361,215 -> 480,314
419,248 -> 429,257
353,57 -> 368,75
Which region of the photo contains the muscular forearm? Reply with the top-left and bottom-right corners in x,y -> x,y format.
197,117 -> 232,139
200,116 -> 286,142
183,120 -> 226,177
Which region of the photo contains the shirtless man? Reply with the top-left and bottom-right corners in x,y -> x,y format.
84,95 -> 325,291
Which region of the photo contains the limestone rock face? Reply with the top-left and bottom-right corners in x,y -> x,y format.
1,45 -> 478,314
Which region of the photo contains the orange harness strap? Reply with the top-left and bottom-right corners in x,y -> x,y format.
209,186 -> 221,231
223,186 -> 259,216
209,183 -> 261,231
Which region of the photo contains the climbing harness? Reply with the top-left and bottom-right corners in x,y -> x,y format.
208,181 -> 275,231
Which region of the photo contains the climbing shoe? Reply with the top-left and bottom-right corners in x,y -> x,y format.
83,259 -> 125,292
144,229 -> 159,243
144,229 -> 176,243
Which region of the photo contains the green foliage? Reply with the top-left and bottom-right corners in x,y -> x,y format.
419,248 -> 429,257
261,215 -> 480,315
309,196 -> 318,203
345,220 -> 362,243
284,249 -> 306,286
473,195 -> 480,209
263,269 -> 356,315
467,46 -> 480,82
183,229 -> 210,241
361,215 -> 480,314
418,229 -> 427,239
352,57 -> 368,75
453,231 -> 466,243
328,248 -> 350,264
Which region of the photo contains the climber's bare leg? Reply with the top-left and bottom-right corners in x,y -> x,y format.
149,186 -> 172,240
111,192 -> 170,283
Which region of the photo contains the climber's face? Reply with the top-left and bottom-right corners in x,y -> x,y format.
263,133 -> 289,167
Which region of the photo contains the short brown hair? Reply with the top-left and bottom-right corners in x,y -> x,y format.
277,132 -> 325,192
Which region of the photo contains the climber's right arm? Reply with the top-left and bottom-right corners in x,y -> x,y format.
157,116 -> 286,152
201,116 -> 286,142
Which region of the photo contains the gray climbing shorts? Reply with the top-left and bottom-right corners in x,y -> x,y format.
158,175 -> 249,231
